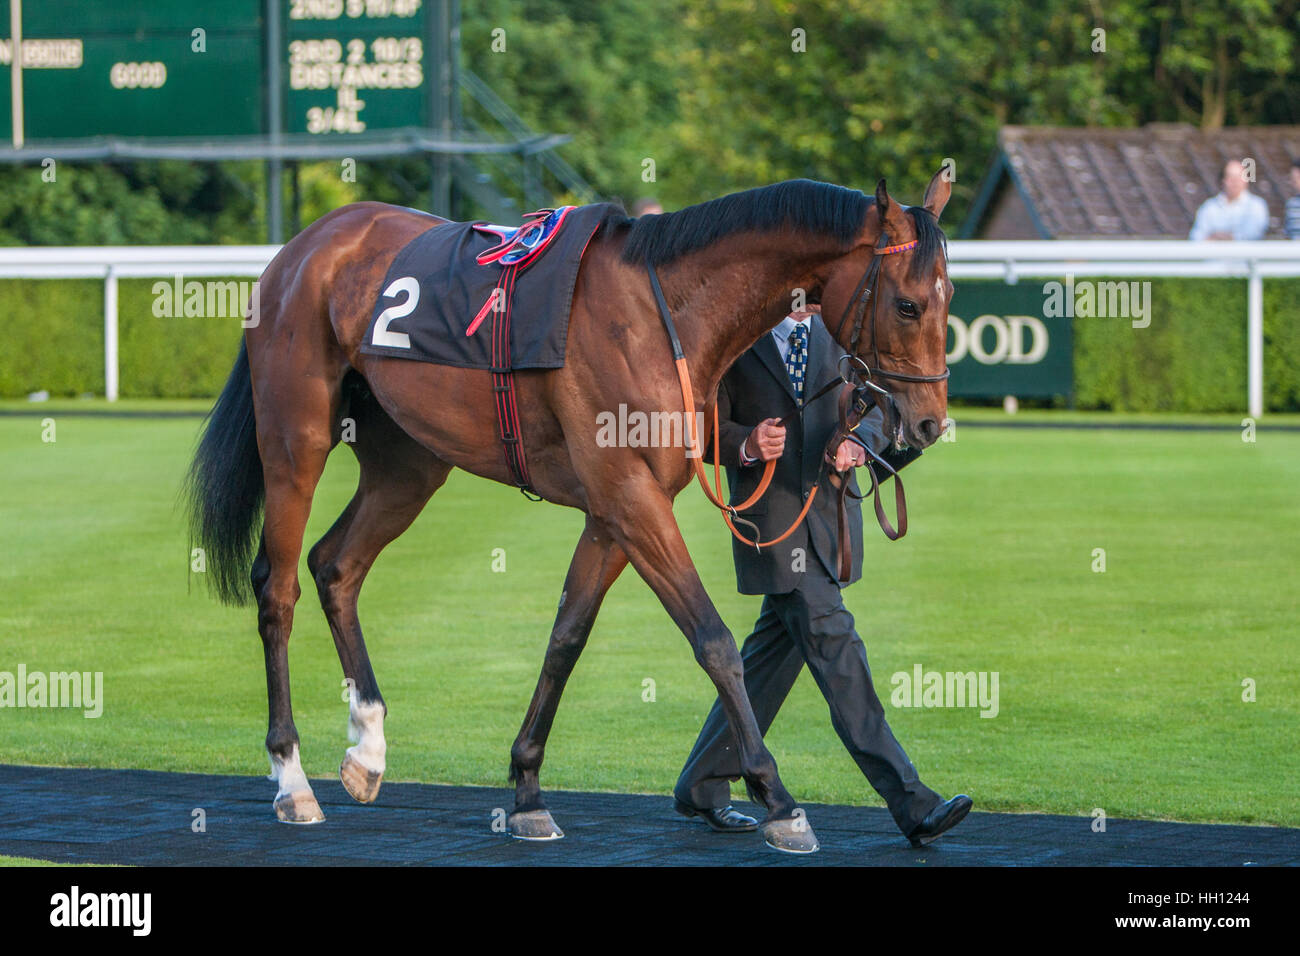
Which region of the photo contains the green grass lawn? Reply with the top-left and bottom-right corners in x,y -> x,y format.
1,409 -> 1297,828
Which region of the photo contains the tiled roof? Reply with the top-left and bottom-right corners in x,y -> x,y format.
996,124 -> 1300,238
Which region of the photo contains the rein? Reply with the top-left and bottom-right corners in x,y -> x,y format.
646,262 -> 794,547
647,231 -> 949,569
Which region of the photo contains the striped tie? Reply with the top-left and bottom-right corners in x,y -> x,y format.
786,323 -> 809,403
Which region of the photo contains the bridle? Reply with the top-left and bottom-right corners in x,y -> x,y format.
832,232 -> 952,387
819,231 -> 950,460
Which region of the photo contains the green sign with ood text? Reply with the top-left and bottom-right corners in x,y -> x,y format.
946,280 -> 1073,398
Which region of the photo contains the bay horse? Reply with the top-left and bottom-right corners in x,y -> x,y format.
185,172 -> 953,853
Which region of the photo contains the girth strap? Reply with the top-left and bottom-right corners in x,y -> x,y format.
467,207 -> 580,501
487,262 -> 539,498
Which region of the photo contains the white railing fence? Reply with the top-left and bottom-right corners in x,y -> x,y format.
946,241 -> 1300,419
2,241 -> 1299,416
0,246 -> 277,404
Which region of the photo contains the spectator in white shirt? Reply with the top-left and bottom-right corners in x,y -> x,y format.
1189,160 -> 1270,241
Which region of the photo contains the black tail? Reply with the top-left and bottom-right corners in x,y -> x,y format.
184,342 -> 264,606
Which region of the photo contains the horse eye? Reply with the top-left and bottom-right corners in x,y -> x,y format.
897,299 -> 919,319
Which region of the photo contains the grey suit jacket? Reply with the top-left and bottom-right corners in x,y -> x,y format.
707,316 -> 916,595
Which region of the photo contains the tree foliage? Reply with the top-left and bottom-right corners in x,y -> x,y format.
3,0 -> 1297,243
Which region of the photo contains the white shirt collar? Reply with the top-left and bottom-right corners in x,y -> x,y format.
771,314 -> 810,345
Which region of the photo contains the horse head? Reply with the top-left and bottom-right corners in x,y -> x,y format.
821,169 -> 953,450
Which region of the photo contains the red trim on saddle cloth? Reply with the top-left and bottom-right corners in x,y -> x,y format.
466,206 -> 577,338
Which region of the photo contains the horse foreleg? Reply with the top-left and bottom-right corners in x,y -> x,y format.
506,517 -> 628,840
599,478 -> 818,853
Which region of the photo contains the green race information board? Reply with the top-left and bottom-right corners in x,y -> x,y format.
0,0 -> 263,138
0,0 -> 431,140
285,0 -> 427,135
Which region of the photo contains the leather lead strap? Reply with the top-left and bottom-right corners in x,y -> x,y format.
650,259 -> 795,545
646,260 -> 684,361
827,384 -> 909,578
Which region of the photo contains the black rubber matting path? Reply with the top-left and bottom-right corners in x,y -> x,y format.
1,765 -> 1295,867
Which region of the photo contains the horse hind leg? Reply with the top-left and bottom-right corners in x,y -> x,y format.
307,378 -> 452,805
253,436 -> 332,824
248,339 -> 346,823
306,495 -> 386,807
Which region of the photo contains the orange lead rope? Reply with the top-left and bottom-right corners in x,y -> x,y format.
674,356 -> 819,550
648,258 -> 821,552
647,228 -> 931,558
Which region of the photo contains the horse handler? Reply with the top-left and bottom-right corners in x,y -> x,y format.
673,304 -> 972,849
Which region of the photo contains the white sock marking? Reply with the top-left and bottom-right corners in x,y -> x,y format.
346,699 -> 387,774
268,743 -> 313,799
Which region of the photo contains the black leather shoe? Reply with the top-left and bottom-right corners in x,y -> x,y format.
907,794 -> 973,847
674,798 -> 758,832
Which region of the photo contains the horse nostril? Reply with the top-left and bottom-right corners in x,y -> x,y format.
919,418 -> 940,442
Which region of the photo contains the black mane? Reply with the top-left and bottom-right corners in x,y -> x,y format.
620,179 -> 870,266
618,178 -> 946,276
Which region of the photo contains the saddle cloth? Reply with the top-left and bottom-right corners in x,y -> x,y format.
359,202 -> 620,370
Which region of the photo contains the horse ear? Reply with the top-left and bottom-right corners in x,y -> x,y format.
874,178 -> 908,237
923,168 -> 952,219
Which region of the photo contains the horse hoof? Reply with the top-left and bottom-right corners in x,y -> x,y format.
761,816 -> 820,854
274,790 -> 326,825
508,809 -> 564,841
340,752 -> 383,804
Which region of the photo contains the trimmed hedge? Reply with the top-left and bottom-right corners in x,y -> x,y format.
0,279 -> 103,397
1263,278 -> 1300,412
0,277 -> 245,399
1074,277 -> 1300,413
118,279 -> 245,397
1074,278 -> 1247,413
1,274 -> 1298,410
